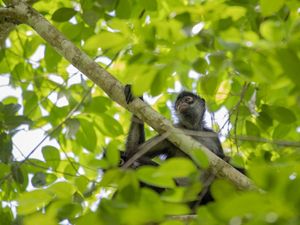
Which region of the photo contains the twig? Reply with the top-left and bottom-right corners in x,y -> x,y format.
122,131 -> 170,169
233,136 -> 300,148
233,82 -> 250,152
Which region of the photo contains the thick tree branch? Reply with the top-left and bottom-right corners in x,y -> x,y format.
1,2 -> 254,190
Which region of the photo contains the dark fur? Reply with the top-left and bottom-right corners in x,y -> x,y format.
122,88 -> 242,207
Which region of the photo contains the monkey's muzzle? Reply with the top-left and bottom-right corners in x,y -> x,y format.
177,103 -> 190,113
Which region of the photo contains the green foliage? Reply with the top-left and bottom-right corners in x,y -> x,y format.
0,0 -> 300,224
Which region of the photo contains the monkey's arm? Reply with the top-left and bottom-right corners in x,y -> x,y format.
125,116 -> 145,158
124,84 -> 145,158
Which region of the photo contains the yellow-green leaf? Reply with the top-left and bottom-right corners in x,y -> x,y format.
17,190 -> 54,215
84,32 -> 127,51
260,0 -> 285,16
47,182 -> 76,199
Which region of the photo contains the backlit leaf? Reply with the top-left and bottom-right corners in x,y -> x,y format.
47,182 -> 76,199
76,119 -> 97,151
17,190 -> 54,215
137,166 -> 176,188
116,0 -> 132,19
159,158 -> 197,178
84,32 -> 127,51
260,0 -> 285,16
42,145 -> 60,170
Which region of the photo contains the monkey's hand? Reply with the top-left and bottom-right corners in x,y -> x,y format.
124,84 -> 143,104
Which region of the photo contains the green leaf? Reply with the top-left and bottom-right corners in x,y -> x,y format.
23,212 -> 57,225
31,172 -> 47,187
11,164 -> 24,185
74,175 -> 89,194
0,133 -> 12,163
45,44 -> 62,72
215,80 -> 231,105
175,12 -> 192,26
271,106 -> 297,124
257,110 -> 273,129
233,59 -> 253,77
105,141 -> 121,167
76,119 -> 97,152
276,48 -> 300,85
64,163 -> 79,179
99,168 -> 123,187
61,23 -> 83,40
23,91 -> 41,119
245,120 -> 260,137
137,166 -> 176,188
140,0 -> 157,11
57,203 -> 82,220
225,6 -> 246,21
1,96 -> 18,105
0,163 -> 10,176
272,124 -> 291,139
4,115 -> 31,130
260,0 -> 285,16
52,7 -> 77,22
82,8 -> 102,27
85,96 -> 112,114
75,212 -> 101,225
17,190 -> 54,215
47,182 -> 76,199
199,75 -> 220,96
42,145 -> 60,170
260,20 -> 284,42
0,207 -> 13,225
116,0 -> 132,19
65,118 -> 80,138
130,66 -> 157,96
84,32 -> 127,51
159,158 -> 197,178
163,202 -> 191,215
189,147 -> 209,168
95,114 -> 123,137
161,185 -> 202,203
210,179 -> 236,201
2,103 -> 21,115
193,58 -> 208,74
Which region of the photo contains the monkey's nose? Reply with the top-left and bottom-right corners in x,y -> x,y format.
178,103 -> 189,112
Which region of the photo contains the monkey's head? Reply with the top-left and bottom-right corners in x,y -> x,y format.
174,91 -> 206,129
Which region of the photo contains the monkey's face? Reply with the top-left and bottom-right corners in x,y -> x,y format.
175,95 -> 195,113
175,93 -> 206,128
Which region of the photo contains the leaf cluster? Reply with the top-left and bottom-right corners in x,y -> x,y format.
0,0 -> 300,224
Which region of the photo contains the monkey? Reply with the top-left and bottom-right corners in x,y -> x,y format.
173,91 -> 225,158
123,86 -> 225,163
122,85 -> 244,206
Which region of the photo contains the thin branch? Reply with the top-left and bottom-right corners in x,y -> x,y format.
233,136 -> 300,148
180,131 -> 300,148
122,131 -> 170,169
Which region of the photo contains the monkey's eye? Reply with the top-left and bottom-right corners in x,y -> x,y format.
184,96 -> 194,103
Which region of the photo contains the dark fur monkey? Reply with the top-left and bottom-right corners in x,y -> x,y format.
123,86 -> 225,163
122,85 -> 233,205
173,91 -> 225,159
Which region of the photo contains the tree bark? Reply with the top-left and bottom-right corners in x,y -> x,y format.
0,2 -> 255,190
